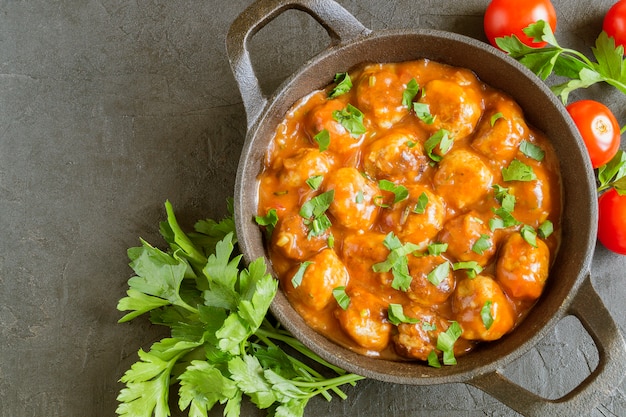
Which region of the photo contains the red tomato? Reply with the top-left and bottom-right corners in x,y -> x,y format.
566,100 -> 621,168
598,188 -> 626,255
604,0 -> 626,51
484,0 -> 557,49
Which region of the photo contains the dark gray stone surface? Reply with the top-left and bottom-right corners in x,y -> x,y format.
0,0 -> 624,416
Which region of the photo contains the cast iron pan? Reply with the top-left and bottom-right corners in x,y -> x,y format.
226,0 -> 626,415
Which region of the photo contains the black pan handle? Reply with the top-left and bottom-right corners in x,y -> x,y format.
226,0 -> 370,129
468,274 -> 626,416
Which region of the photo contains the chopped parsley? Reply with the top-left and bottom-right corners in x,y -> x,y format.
520,224 -> 538,247
452,261 -> 483,279
471,234 -> 492,255
481,300 -> 494,330
314,129 -> 330,152
299,190 -> 334,238
502,159 -> 537,182
520,140 -> 545,161
427,262 -> 450,286
490,112 -> 506,126
402,78 -> 420,108
291,261 -> 313,288
328,72 -> 352,98
332,286 -> 351,310
372,232 -> 420,292
332,104 -> 366,137
378,179 -> 409,204
306,175 -> 324,190
424,129 -> 453,162
538,220 -> 554,239
413,102 -> 436,124
387,303 -> 420,326
413,191 -> 429,214
254,208 -> 279,237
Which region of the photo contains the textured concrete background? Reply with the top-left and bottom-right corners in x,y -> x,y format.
0,0 -> 624,416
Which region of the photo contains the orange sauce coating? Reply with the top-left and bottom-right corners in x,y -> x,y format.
257,59 -> 561,361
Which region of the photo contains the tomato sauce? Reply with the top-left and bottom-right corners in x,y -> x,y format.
256,59 -> 561,362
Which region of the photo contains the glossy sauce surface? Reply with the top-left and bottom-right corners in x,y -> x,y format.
257,59 -> 561,362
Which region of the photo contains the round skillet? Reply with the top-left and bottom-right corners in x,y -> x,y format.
226,0 -> 626,415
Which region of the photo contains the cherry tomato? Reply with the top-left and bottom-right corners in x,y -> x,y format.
484,0 -> 557,49
598,188 -> 626,255
566,100 -> 621,168
603,0 -> 626,52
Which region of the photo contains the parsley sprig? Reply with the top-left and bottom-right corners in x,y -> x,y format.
116,200 -> 363,417
497,20 -> 626,105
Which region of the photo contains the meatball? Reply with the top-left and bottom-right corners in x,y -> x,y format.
355,64 -> 407,129
439,211 -> 496,266
380,185 -> 446,248
341,232 -> 391,289
451,275 -> 515,341
324,167 -> 381,230
392,303 -> 451,361
362,128 -> 429,182
279,147 -> 336,188
418,79 -> 483,139
304,93 -> 365,154
508,155 -> 557,227
496,232 -> 550,300
271,213 -> 330,262
284,249 -> 350,311
433,150 -> 494,212
406,254 -> 455,307
472,94 -> 529,164
335,288 -> 392,351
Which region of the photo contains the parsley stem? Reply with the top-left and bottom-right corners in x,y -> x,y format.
291,373 -> 365,396
562,48 -> 595,68
621,125 -> 626,135
256,324 -> 349,376
254,328 -> 335,401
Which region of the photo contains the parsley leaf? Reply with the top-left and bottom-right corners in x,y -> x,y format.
598,150 -> 626,194
480,300 -> 494,330
519,140 -> 545,161
332,286 -> 351,310
402,78 -> 420,108
452,261 -> 483,279
538,220 -> 554,239
427,262 -> 450,286
413,102 -> 436,124
328,72 -> 352,98
471,234 -> 492,255
378,179 -> 409,204
490,112 -> 505,126
413,191 -> 429,214
332,104 -> 367,137
255,208 -> 279,238
520,224 -> 538,247
424,129 -> 453,162
502,159 -> 537,182
306,175 -> 324,190
427,242 -> 448,256
291,261 -> 313,288
436,321 -> 463,366
388,303 -> 420,326
314,129 -> 330,152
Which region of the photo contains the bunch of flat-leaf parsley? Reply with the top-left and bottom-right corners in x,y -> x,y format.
116,200 -> 364,417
